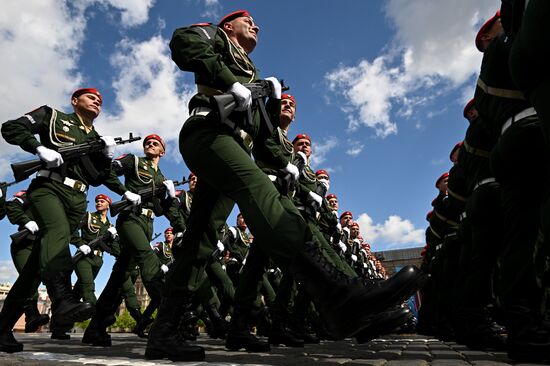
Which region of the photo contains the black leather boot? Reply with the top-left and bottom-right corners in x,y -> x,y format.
129,307 -> 150,338
355,307 -> 414,344
289,242 -> 427,339
505,304 -> 550,362
176,304 -> 199,341
145,297 -> 205,361
49,317 -> 72,340
269,311 -> 304,347
226,305 -> 270,352
454,310 -> 507,351
43,272 -> 94,325
204,304 -> 228,339
82,316 -> 112,346
23,299 -> 49,333
0,301 -> 24,353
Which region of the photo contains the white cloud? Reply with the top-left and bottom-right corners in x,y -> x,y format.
201,0 -> 221,19
356,212 -> 424,250
346,140 -> 364,157
325,0 -> 497,136
0,260 -> 18,283
310,136 -> 338,167
98,35 -> 195,162
82,0 -> 155,27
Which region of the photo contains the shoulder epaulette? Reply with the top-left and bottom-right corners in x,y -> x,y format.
14,191 -> 26,198
192,22 -> 212,27
115,154 -> 128,160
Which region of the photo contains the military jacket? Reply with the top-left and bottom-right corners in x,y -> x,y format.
153,241 -> 173,265
1,106 -> 124,190
112,154 -> 185,232
169,23 -> 285,169
0,185 -> 6,220
6,191 -> 34,230
224,226 -> 251,265
474,33 -> 531,138
71,211 -> 113,250
256,127 -> 295,183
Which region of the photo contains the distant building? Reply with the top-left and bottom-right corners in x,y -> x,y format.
373,247 -> 423,276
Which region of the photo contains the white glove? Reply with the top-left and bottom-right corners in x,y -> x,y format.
0,189 -> 3,199
228,82 -> 252,111
283,162 -> 299,182
163,180 -> 176,199
124,191 -> 141,206
36,146 -> 63,168
175,231 -> 183,238
353,238 -> 361,245
217,241 -> 225,251
24,221 -> 39,234
265,77 -> 282,99
363,262 -> 369,268
338,241 -> 347,253
295,151 -> 308,166
160,264 -> 169,273
228,226 -> 237,238
336,222 -> 342,231
343,227 -> 350,236
107,227 -> 118,239
351,254 -> 358,262
79,244 -> 92,255
100,136 -> 116,159
318,178 -> 330,191
308,191 -> 323,206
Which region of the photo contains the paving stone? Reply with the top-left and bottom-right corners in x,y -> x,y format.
470,361 -> 513,366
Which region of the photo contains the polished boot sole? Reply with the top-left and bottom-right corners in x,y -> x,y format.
355,308 -> 413,344
144,347 -> 205,361
0,344 -> 23,353
25,314 -> 50,333
54,303 -> 95,324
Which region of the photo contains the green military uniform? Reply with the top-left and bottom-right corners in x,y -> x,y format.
90,153 -> 185,327
71,211 -> 114,305
153,241 -> 173,266
0,185 -> 7,220
5,190 -> 47,327
0,105 -> 125,308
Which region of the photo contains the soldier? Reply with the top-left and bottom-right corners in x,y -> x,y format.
152,227 -> 175,271
0,87 -> 124,353
83,134 -> 185,347
147,9 -> 425,362
72,194 -> 118,306
0,184 -> 6,220
5,190 -> 49,334
474,8 -> 550,360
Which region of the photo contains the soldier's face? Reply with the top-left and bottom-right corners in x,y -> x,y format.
293,139 -> 311,157
165,231 -> 174,242
341,215 -> 352,227
466,108 -> 478,122
72,93 -> 102,119
144,139 -> 165,158
280,98 -> 296,125
237,215 -> 247,230
328,198 -> 338,210
188,175 -> 197,191
225,16 -> 259,53
437,177 -> 448,194
95,198 -> 109,212
316,173 -> 329,181
351,226 -> 360,238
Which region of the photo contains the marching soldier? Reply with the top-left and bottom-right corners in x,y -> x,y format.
5,190 -> 49,334
83,134 -> 185,347
148,9 -> 425,362
0,87 -> 124,353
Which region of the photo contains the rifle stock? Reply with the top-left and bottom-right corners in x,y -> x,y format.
72,232 -> 113,263
10,228 -> 36,245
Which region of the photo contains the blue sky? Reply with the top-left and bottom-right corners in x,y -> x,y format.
0,0 -> 499,290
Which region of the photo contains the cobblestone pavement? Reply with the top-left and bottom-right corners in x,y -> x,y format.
0,333 -> 548,366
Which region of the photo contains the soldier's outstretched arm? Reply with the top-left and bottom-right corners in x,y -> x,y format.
1,106 -> 51,154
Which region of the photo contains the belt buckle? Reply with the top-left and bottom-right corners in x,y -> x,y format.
73,181 -> 84,192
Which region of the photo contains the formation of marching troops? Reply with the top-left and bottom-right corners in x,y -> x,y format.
1,1 -> 547,362
417,1 -> 550,363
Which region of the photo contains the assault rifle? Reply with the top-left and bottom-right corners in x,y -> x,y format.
210,79 -> 289,135
11,133 -> 141,182
0,181 -> 17,192
110,179 -> 189,217
10,228 -> 36,246
72,232 -> 115,263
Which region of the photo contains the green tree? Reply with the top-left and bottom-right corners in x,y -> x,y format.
112,309 -> 137,331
